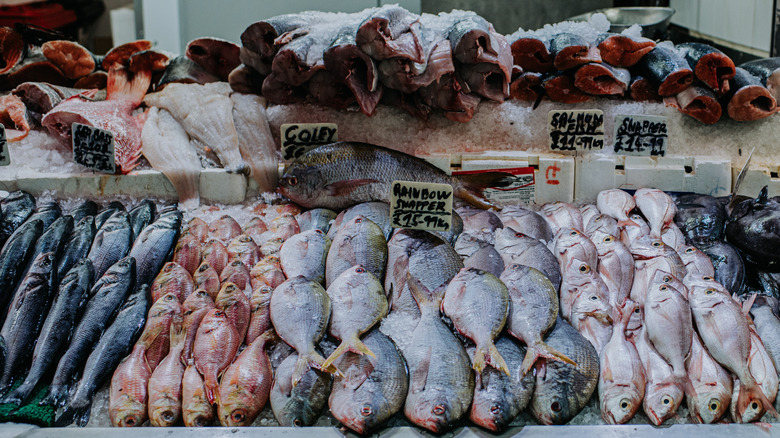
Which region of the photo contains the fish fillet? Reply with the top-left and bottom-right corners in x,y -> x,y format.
230,92 -> 278,193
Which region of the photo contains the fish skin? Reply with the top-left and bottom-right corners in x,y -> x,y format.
56,216 -> 96,283
728,328 -> 778,422
242,217 -> 268,246
635,45 -> 694,96
621,214 -> 651,247
442,267 -> 509,375
88,211 -> 132,280
215,282 -> 251,342
494,227 -> 562,292
55,285 -> 149,427
594,233 -> 634,307
553,228 -> 598,273
463,242 -> 504,277
28,214 -> 72,275
635,326 -> 685,425
680,245 -> 715,277
726,68 -> 778,121
0,190 -> 35,247
698,240 -> 745,295
185,217 -> 209,244
325,216 -> 387,288
250,256 -> 286,290
193,308 -> 240,405
660,223 -> 686,251
403,275 -> 474,433
24,201 -> 61,231
279,229 -> 331,284
260,236 -> 285,257
209,215 -> 241,244
270,276 -> 337,385
644,280 -> 693,386
560,257 -> 610,323
322,266 -> 388,370
182,363 -> 214,426
686,331 -> 732,424
95,202 -> 124,230
202,239 -> 229,276
328,202 -> 394,241
246,284 -> 273,345
498,205 -> 552,243
217,332 -> 275,426
469,336 -> 534,432
231,92 -> 279,192
271,351 -> 332,427
227,234 -> 261,269
151,262 -> 194,303
172,233 -> 201,276
269,214 -> 300,242
0,219 -> 43,317
128,200 -> 156,242
458,208 -> 503,244
66,200 -> 98,223
181,289 -> 215,363
329,329 -> 408,434
296,208 -> 337,234
634,188 -> 677,239
219,259 -> 251,294
598,300 -> 645,424
0,258 -> 93,406
585,214 -> 620,239
144,292 -> 183,372
674,194 -> 727,244
0,251 -> 56,388
570,281 -> 614,355
129,210 -> 182,287
193,262 -> 220,300
148,316 -> 187,427
750,297 -> 780,374
109,336 -> 156,427
42,256 -> 136,408
529,317 -> 600,425
542,201 -> 584,234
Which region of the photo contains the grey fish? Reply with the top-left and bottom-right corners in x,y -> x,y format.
66,200 -> 97,223
469,336 -> 535,432
56,216 -> 96,282
0,251 -> 56,388
325,215 -> 387,288
494,227 -> 562,291
529,317 -> 600,425
279,229 -> 331,284
88,211 -> 132,279
327,202 -> 394,241
0,219 -> 43,318
727,186 -> 780,268
41,256 -> 136,407
94,201 -> 125,230
270,351 -> 333,427
1,259 -> 94,406
26,201 -> 61,231
698,240 -> 745,295
128,200 -> 156,242
459,207 -> 503,244
674,194 -> 726,244
297,208 -> 337,234
0,190 -> 35,246
54,285 -> 149,427
403,274 -> 474,433
25,215 -> 73,285
464,243 -> 504,277
128,210 -> 181,287
432,210 -> 462,246
499,205 -> 553,243
329,329 -> 408,434
386,229 -> 463,319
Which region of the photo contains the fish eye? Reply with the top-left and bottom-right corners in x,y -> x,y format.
355,218 -> 363,223
570,231 -> 578,236
490,404 -> 502,415
292,418 -> 303,427
286,177 -> 298,186
590,295 -> 598,301
663,275 -> 672,282
652,241 -> 662,247
579,264 -> 590,273
355,267 -> 366,274
314,229 -> 323,235
620,399 -> 630,410
662,396 -> 672,405
705,288 -> 715,295
703,276 -> 713,281
660,285 -> 668,291
709,400 -> 720,412
125,416 -> 136,426
231,410 -> 245,423
162,410 -> 175,422
165,294 -> 176,301
551,401 -> 562,412
260,286 -> 272,293
686,247 -> 695,253
604,236 -> 613,243
751,402 -> 760,411
634,308 -> 641,314
515,232 -> 525,238
360,405 -> 373,416
595,216 -> 602,222
432,404 -> 446,416
198,264 -> 210,272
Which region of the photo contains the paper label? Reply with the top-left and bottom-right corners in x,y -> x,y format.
548,109 -> 604,152
390,180 -> 453,232
72,123 -> 116,174
281,123 -> 338,161
613,114 -> 668,156
453,167 -> 535,204
0,124 -> 8,166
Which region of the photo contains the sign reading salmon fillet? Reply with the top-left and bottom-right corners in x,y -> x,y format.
72,122 -> 116,174
390,180 -> 453,232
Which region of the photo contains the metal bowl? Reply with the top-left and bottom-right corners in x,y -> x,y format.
566,7 -> 676,39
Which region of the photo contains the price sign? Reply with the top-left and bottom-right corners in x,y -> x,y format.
0,124 -> 8,166
281,123 -> 338,161
390,180 -> 453,232
71,123 -> 116,174
454,167 -> 535,204
613,114 -> 668,156
548,109 -> 604,152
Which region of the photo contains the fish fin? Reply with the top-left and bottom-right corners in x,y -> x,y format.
407,272 -> 446,307
521,341 -> 577,375
169,314 -> 186,350
474,341 -> 510,376
602,354 -> 613,382
454,172 -> 515,211
55,399 -> 92,427
741,294 -> 757,316
345,363 -> 371,391
106,65 -> 150,107
306,351 -> 343,379
323,179 -> 380,197
410,346 -> 432,393
321,335 -> 375,371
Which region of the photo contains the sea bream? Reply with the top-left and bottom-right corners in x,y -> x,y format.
270,352 -> 332,427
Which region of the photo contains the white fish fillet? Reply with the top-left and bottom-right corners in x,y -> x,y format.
230,92 -> 279,193
144,83 -> 248,174
142,107 -> 201,210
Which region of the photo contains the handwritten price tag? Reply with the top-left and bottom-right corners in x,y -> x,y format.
548,109 -> 604,152
0,124 -> 8,167
72,123 -> 116,174
390,180 -> 453,232
281,123 -> 338,161
613,114 -> 668,156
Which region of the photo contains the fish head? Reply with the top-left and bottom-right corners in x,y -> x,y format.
691,390 -> 729,424
407,390 -> 453,433
278,163 -> 320,208
572,288 -> 612,324
329,390 -> 383,435
643,382 -> 684,425
531,391 -> 572,425
585,214 -> 619,237
182,408 -> 213,427
687,280 -> 731,309
601,386 -> 642,424
184,288 -> 215,311
626,304 -> 644,333
494,227 -> 533,252
564,258 -> 597,286
218,401 -> 253,427
593,233 -> 619,255
150,402 -> 181,427
470,394 -> 512,432
630,235 -> 669,259
110,395 -> 147,427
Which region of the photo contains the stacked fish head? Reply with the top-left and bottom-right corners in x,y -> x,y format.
601,385 -> 644,425
328,385 -> 385,435
553,228 -> 598,267
629,235 -> 673,260
643,379 -> 685,425
541,202 -> 583,234
689,386 -> 731,424
684,275 -> 731,301
585,214 -> 619,239
648,270 -> 688,300
563,258 -> 610,319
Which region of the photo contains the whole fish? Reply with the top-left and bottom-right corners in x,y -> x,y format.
529,318 -> 599,425
26,214 -> 73,282
279,229 -> 331,284
442,267 -> 509,375
0,252 -> 56,388
674,193 -> 726,244
270,276 -> 337,385
327,202 -> 394,241
181,289 -> 215,363
219,259 -> 251,293
494,227 -> 561,291
594,233 -> 634,306
750,296 -> 780,373
217,331 -> 275,426
553,228 -> 598,272
24,201 -> 61,231
88,211 -> 132,279
469,336 -> 535,432
596,189 -> 636,226
278,142 -> 512,210
193,262 -> 220,299
148,317 -> 187,427
227,234 -> 261,268
498,205 -> 552,243
250,256 -> 286,290
128,200 -> 156,242
270,351 -> 333,427
151,262 -> 194,303
323,266 -> 388,369
296,208 -> 337,234
0,190 -> 35,246
686,332 -> 732,424
172,233 -> 201,275
635,326 -> 685,424
728,328 -> 779,422
598,301 -> 645,424
0,259 -> 93,406
542,202 -> 584,234
56,216 -> 96,282
570,283 -> 614,354
42,256 -> 136,407
246,284 -> 273,345
201,239 -> 228,275
181,363 -> 214,426
634,188 -> 677,239
193,309 -> 240,405
215,282 -> 251,342
726,187 -> 780,267
185,217 -> 209,244
585,214 -> 619,239
644,281 -> 693,389
0,219 -> 43,317
329,329 -> 408,434
67,200 -> 97,223
500,264 -> 574,373
55,286 -> 149,427
260,236 -> 285,257
95,202 -> 125,230
403,275 -> 474,433
144,292 -> 183,372
326,216 -> 387,288
129,210 -> 181,287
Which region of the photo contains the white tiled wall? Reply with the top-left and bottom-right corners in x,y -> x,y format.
671,0 -> 772,52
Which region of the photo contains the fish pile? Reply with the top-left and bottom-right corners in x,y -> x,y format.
0,191 -> 181,427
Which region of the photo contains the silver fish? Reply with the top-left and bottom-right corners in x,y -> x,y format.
325,216 -> 387,288
270,351 -> 333,427
494,227 -> 561,291
279,229 -> 331,284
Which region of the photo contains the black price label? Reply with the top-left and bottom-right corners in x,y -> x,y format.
390,180 -> 453,232
613,115 -> 668,157
548,110 -> 605,152
0,124 -> 8,167
280,123 -> 338,161
71,123 -> 116,174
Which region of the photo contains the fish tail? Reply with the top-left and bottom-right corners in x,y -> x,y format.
307,351 -> 343,379
40,384 -> 69,408
106,65 -> 150,107
321,335 -> 375,371
203,378 -> 219,406
169,315 -> 186,350
1,379 -> 34,406
55,398 -> 93,427
522,341 -> 577,375
735,377 -> 777,422
454,171 -> 515,211
407,272 -> 447,307
475,341 -> 510,376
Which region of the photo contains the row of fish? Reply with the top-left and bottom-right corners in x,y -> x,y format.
0,191 -> 182,427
